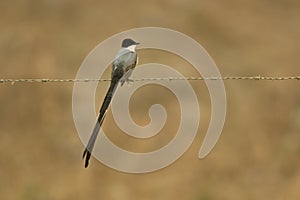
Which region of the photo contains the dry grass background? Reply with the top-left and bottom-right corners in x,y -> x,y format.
1,0 -> 300,199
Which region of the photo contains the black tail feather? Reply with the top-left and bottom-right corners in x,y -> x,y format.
82,77 -> 120,168
83,149 -> 91,168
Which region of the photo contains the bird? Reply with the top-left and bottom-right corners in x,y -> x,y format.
82,38 -> 140,168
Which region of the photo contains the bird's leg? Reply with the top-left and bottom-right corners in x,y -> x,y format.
120,69 -> 134,86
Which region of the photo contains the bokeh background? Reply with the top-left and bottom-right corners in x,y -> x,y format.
1,0 -> 300,199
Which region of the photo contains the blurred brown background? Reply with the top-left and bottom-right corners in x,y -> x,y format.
1,0 -> 300,199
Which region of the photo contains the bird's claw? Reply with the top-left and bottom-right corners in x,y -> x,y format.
120,78 -> 133,86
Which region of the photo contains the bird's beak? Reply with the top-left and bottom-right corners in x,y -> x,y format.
135,42 -> 140,45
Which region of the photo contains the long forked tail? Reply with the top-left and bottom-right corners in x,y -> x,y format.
82,78 -> 120,168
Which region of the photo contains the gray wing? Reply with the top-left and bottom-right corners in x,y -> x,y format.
112,48 -> 137,76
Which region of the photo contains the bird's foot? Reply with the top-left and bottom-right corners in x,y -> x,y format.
120,78 -> 133,86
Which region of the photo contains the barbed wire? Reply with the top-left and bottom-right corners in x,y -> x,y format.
0,76 -> 300,84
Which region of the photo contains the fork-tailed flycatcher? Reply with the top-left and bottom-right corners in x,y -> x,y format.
82,38 -> 139,168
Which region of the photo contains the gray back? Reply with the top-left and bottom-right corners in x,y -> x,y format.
113,48 -> 137,71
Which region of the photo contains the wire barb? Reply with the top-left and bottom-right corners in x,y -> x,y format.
0,76 -> 300,84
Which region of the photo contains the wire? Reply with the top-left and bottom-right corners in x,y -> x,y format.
0,76 -> 300,84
